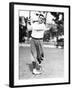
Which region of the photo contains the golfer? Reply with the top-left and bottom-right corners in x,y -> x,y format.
27,14 -> 49,75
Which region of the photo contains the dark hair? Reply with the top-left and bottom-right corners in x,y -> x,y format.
39,14 -> 44,18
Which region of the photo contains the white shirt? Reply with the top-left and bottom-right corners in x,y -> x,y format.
31,22 -> 46,38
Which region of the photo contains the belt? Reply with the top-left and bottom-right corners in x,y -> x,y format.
31,37 -> 43,40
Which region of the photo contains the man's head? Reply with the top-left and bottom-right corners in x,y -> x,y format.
38,14 -> 44,24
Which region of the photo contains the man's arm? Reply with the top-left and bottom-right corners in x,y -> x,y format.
27,22 -> 32,31
44,27 -> 50,31
44,24 -> 50,31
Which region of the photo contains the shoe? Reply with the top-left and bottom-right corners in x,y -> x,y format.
32,68 -> 41,75
38,64 -> 42,71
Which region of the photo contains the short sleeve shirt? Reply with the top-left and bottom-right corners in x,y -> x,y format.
31,22 -> 46,38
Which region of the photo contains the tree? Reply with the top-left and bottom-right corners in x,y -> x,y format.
51,12 -> 64,37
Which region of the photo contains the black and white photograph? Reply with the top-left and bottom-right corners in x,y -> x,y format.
9,2 -> 70,87
19,10 -> 64,79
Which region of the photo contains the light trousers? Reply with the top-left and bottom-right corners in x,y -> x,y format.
30,38 -> 44,63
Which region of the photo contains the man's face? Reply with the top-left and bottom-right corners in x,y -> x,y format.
38,16 -> 44,24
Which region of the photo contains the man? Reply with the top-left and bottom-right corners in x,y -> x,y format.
27,14 -> 49,75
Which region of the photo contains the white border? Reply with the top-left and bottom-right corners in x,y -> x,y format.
14,4 -> 69,86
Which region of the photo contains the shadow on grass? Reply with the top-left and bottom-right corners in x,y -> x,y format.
26,63 -> 41,72
26,63 -> 33,72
